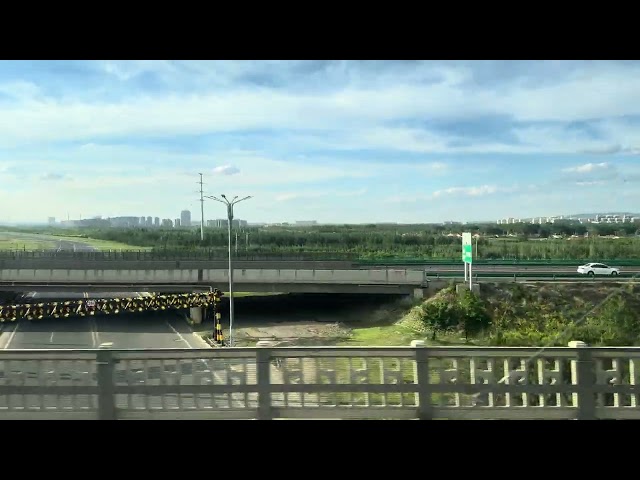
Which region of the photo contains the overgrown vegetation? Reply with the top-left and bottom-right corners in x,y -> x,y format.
3,220 -> 640,260
399,283 -> 640,346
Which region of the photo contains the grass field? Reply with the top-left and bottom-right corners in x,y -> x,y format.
52,235 -> 151,251
0,236 -> 58,251
337,323 -> 480,347
0,231 -> 148,251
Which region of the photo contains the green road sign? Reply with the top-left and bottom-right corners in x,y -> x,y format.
463,244 -> 473,263
462,232 -> 473,264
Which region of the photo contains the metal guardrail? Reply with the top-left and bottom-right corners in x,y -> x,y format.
426,272 -> 637,280
0,342 -> 638,419
2,249 -> 640,266
0,250 -> 359,262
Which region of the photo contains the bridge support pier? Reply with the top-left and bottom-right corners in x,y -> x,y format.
413,288 -> 428,299
190,307 -> 203,325
456,283 -> 480,295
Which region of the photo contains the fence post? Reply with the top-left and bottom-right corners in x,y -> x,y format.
95,349 -> 117,420
411,340 -> 432,420
256,341 -> 274,420
569,340 -> 596,420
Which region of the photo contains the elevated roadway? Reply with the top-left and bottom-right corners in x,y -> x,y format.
0,268 -> 429,296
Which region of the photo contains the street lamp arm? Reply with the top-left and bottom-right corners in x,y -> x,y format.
204,195 -> 228,205
233,195 -> 253,205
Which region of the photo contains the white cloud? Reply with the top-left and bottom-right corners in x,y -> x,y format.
580,145 -> 622,155
562,162 -> 611,173
3,61 -> 640,223
275,188 -> 368,202
432,185 -> 501,198
212,165 -> 240,176
575,181 -> 605,186
39,172 -> 69,181
1,61 -> 640,154
428,162 -> 449,172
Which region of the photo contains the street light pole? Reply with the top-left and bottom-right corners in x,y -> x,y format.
198,173 -> 205,242
204,194 -> 252,346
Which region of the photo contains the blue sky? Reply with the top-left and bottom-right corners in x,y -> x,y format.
1,60 -> 640,224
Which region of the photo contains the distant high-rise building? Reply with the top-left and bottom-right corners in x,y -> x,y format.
180,210 -> 191,227
109,216 -> 140,228
154,217 -> 160,227
140,216 -> 146,226
175,218 -> 181,228
161,218 -> 173,228
208,218 -> 247,229
48,217 -> 56,225
146,216 -> 152,226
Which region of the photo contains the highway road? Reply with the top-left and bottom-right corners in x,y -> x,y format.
0,312 -> 210,350
402,264 -> 640,274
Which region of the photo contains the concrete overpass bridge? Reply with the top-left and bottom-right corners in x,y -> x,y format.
0,267 -> 430,297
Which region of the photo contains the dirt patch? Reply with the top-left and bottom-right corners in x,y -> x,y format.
234,320 -> 352,346
199,296 -> 419,347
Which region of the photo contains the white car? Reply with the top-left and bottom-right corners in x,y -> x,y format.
577,263 -> 621,276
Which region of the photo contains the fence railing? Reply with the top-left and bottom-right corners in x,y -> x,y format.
0,250 -> 359,262
1,341 -> 639,419
2,249 -> 640,266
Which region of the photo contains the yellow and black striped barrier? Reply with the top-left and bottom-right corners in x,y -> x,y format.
211,289 -> 225,346
0,292 -> 218,322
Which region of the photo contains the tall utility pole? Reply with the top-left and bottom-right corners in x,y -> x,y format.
204,194 -> 252,346
198,173 -> 205,242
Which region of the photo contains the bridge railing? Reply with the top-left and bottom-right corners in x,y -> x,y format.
3,249 -> 640,266
0,342 -> 638,420
0,268 -> 428,285
0,250 -> 359,262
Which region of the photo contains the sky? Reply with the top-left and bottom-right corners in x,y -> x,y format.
1,59 -> 640,225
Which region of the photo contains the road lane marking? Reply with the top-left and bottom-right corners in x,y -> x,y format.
3,322 -> 19,349
50,331 -> 54,343
166,320 -> 194,349
90,318 -> 99,348
166,318 -> 232,408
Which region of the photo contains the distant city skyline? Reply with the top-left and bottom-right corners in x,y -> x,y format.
1,210 -> 635,228
43,209 -> 250,229
1,61 -> 640,223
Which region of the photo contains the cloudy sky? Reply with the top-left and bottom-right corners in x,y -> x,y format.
1,60 -> 639,224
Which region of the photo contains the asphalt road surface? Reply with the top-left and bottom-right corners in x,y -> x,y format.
408,264 -> 640,274
0,312 -> 210,350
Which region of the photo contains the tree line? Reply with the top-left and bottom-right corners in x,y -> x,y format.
4,221 -> 640,260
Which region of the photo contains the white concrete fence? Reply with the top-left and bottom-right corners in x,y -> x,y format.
0,341 -> 638,420
0,268 -> 427,285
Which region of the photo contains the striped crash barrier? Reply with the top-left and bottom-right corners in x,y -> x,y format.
0,290 -> 224,322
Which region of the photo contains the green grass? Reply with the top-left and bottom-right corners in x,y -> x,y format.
338,323 -> 484,347
0,231 -> 146,252
52,235 -> 151,251
0,237 -> 58,250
